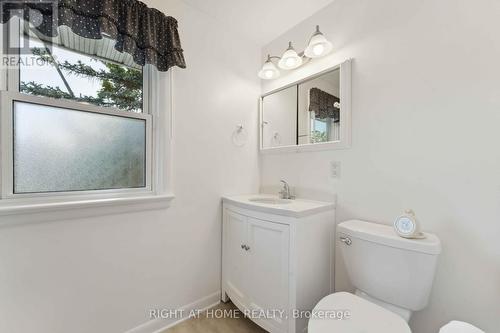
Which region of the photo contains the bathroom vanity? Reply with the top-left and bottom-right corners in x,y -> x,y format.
221,195 -> 335,333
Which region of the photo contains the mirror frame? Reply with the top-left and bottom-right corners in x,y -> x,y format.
259,58 -> 352,153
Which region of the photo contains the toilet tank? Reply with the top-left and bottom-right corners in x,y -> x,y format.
337,220 -> 441,311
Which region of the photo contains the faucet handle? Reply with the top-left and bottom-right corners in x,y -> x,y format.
278,180 -> 294,200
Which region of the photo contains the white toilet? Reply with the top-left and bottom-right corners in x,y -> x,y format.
309,219 -> 441,333
309,220 -> 484,333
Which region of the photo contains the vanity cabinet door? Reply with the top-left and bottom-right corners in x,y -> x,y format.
224,210 -> 250,306
246,217 -> 290,333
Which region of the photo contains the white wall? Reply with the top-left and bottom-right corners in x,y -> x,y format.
0,1 -> 261,332
260,0 -> 500,332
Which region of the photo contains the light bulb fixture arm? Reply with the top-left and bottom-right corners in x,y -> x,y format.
267,55 -> 281,61
310,25 -> 322,39
265,53 -> 310,63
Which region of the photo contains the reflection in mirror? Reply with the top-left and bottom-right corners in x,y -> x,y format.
298,68 -> 340,144
261,86 -> 297,148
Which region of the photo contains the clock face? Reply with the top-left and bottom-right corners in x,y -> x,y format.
395,216 -> 415,235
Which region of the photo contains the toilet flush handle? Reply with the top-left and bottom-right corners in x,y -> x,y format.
340,236 -> 352,246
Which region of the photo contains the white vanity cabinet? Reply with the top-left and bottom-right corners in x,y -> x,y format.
222,195 -> 335,333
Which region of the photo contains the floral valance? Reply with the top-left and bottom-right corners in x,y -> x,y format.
309,87 -> 340,122
1,0 -> 186,71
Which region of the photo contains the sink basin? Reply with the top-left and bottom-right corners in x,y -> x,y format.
223,195 -> 336,217
249,197 -> 292,205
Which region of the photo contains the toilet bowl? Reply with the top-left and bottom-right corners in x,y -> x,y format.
308,293 -> 484,333
439,321 -> 485,333
308,292 -> 411,333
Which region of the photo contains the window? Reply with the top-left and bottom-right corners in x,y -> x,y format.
0,20 -> 162,202
310,117 -> 330,143
19,34 -> 144,113
13,101 -> 147,194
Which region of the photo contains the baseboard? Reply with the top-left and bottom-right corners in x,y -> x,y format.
125,291 -> 221,333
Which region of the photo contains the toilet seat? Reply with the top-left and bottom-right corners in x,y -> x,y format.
440,321 -> 485,333
308,292 -> 411,333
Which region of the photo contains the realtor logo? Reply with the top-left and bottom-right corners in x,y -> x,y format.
1,0 -> 57,56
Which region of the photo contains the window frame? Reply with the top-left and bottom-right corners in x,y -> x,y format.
0,91 -> 153,199
0,17 -> 173,211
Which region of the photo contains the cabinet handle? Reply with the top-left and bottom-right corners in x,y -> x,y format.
241,244 -> 246,250
245,245 -> 250,251
340,236 -> 352,246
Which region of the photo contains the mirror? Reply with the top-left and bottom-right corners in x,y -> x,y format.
260,59 -> 351,152
298,68 -> 340,145
261,86 -> 297,148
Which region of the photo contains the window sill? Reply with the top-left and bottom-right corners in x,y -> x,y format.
0,194 -> 175,226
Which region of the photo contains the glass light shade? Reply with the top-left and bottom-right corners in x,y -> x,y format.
304,26 -> 333,58
278,42 -> 303,70
258,58 -> 280,80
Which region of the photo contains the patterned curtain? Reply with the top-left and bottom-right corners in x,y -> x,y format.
1,0 -> 186,71
309,87 -> 340,122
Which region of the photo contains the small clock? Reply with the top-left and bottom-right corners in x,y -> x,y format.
394,210 -> 425,239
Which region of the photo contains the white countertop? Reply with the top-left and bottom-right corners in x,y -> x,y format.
222,194 -> 335,218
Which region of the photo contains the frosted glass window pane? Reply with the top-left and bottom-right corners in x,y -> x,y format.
13,102 -> 146,194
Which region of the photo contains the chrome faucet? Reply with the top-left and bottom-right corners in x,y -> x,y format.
279,180 -> 295,200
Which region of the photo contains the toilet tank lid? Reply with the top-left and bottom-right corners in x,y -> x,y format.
338,220 -> 441,255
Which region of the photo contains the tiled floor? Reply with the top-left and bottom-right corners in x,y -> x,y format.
162,301 -> 268,333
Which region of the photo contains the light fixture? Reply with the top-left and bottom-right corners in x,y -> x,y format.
278,42 -> 303,70
258,55 -> 280,80
258,25 -> 333,80
304,25 -> 333,58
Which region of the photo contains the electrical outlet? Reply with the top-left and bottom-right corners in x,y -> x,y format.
330,161 -> 341,178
